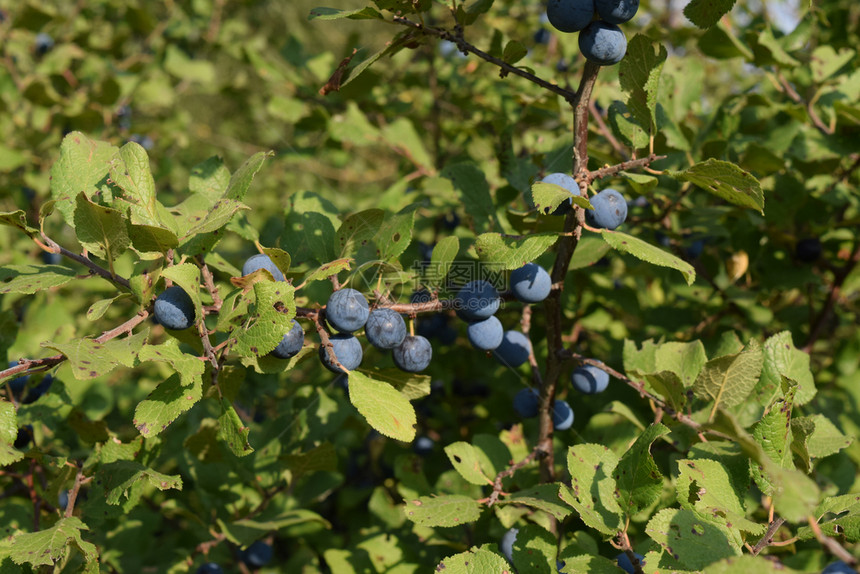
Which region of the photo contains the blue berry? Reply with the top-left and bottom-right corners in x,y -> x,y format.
270,319 -> 304,359
595,0 -> 639,24
34,32 -> 54,55
552,400 -> 574,430
513,388 -> 540,418
14,425 -> 33,449
365,308 -> 407,350
455,280 -> 500,322
153,286 -> 195,330
41,251 -> 62,265
795,238 -> 821,263
242,253 -> 284,281
196,564 -> 223,574
466,316 -> 504,351
23,374 -> 53,404
500,527 -> 518,563
393,335 -> 432,373
822,561 -> 855,574
546,0 -> 595,33
571,364 -> 610,394
58,490 -> 69,510
585,188 -> 628,229
510,263 -> 552,303
494,331 -> 532,368
7,362 -> 28,397
578,22 -> 627,66
326,288 -> 370,333
319,334 -> 363,373
616,552 -> 644,574
241,541 -> 273,568
413,436 -> 435,455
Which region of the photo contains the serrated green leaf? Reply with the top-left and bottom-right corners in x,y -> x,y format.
769,465 -> 819,523
0,401 -> 23,466
442,162 -> 497,232
86,293 -> 130,321
374,207 -> 415,261
557,554 -> 624,574
619,35 -> 667,134
189,156 -> 231,202
109,141 -> 160,226
225,151 -> 273,201
645,371 -> 687,411
570,235 -> 612,269
336,209 -> 385,257
560,443 -> 623,535
811,45 -> 856,83
670,159 -> 764,214
799,414 -> 853,459
357,367 -> 431,400
228,281 -> 296,358
511,523 -> 557,573
531,181 -> 592,213
754,331 -> 815,407
381,118 -> 433,173
50,132 -> 118,227
308,6 -> 384,20
646,508 -> 741,570
694,339 -> 763,420
8,517 -> 97,567
133,372 -> 203,438
474,232 -> 558,270
282,443 -> 338,477
684,0 -> 737,29
261,247 -> 291,275
621,171 -> 660,194
0,210 -> 38,238
655,340 -> 708,386
301,258 -> 351,285
797,494 -> 860,541
182,198 -> 250,237
676,458 -> 764,536
219,509 -> 330,547
129,258 -> 163,308
0,264 -> 76,295
348,370 -> 416,442
127,222 -> 179,253
502,484 -> 572,521
44,331 -> 147,380
99,460 -> 182,505
423,235 -> 459,288
608,101 -> 649,149
615,423 -> 670,515
751,382 -> 797,496
218,398 -> 254,456
73,192 -> 130,262
599,229 -> 696,285
502,40 -> 527,64
403,495 -> 482,527
437,546 -> 510,572
445,442 -> 492,486
702,555 -> 803,573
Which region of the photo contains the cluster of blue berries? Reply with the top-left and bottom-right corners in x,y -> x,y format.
546,0 -> 639,65
513,363 -> 610,432
541,172 -> 628,230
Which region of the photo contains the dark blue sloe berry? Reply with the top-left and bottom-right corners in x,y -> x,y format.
196,563 -> 224,574
242,253 -> 284,281
35,33 -> 54,55
241,541 -> 273,568
795,237 -> 821,263
546,0 -> 595,33
455,280 -> 500,322
595,0 -> 639,24
552,400 -> 574,430
513,388 -> 540,418
500,527 -> 518,563
153,286 -> 195,330
270,319 -> 304,359
41,251 -> 62,265
585,188 -> 628,229
319,334 -> 363,373
579,22 -> 627,66
822,561 -> 855,574
494,331 -> 532,368
616,552 -> 645,574
365,308 -> 407,350
466,316 -> 504,351
23,374 -> 53,404
326,288 -> 370,333
571,364 -> 610,394
393,335 -> 432,373
14,425 -> 34,449
510,262 -> 552,303
413,435 -> 435,455
58,490 -> 69,510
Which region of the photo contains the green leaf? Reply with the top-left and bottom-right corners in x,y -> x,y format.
374,207 -> 415,261
797,494 -> 860,541
348,370 -> 417,442
655,340 -> 708,386
769,465 -> 819,523
754,331 -> 815,407
511,523 -> 558,573
444,442 -> 492,486
8,517 -> 97,567
301,258 -> 352,285
127,222 -> 179,253
133,372 -> 203,438
501,484 -> 572,521
502,40 -> 527,65
559,443 -> 624,535
50,132 -> 118,227
218,398 -> 254,456
99,460 -> 183,504
599,229 -> 696,285
381,118 -> 433,173
308,6 -> 384,20
670,159 -> 764,214
474,232 -> 558,270
795,414 -> 853,459
44,331 -> 147,380
619,35 -> 668,134
0,401 -> 23,466
358,367 -> 431,400
531,181 -> 592,213
161,262 -> 203,324
261,247 -> 291,276
702,555 -> 804,573
570,235 -> 612,269
189,156 -> 231,203
557,554 -> 625,574
683,0 -> 737,29
86,293 -> 130,321
811,45 -> 856,83
73,192 -> 131,262
336,209 -> 385,257
282,443 -> 338,477
228,281 -> 296,358
676,458 -> 765,536
614,423 -> 670,515
645,371 -> 688,411
109,141 -> 160,225
436,546 -> 511,572
403,495 -> 482,527
693,339 -> 763,420
645,508 -> 741,570
423,235 -> 459,288
219,509 -> 330,547
0,210 -> 38,238
0,264 -> 76,295
751,382 -> 797,495
442,162 -> 497,232
225,151 -> 273,201
608,101 -> 649,149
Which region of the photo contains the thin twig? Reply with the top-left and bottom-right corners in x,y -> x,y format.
485,447 -> 541,506
588,99 -> 629,160
807,514 -> 858,566
750,517 -> 786,556
776,72 -> 834,136
39,234 -> 131,290
584,154 -> 666,185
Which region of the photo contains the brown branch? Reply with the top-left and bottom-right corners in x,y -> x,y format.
64,462 -> 91,518
750,517 -> 786,556
583,154 -> 666,186
39,234 -> 131,290
485,447 -> 541,507
311,311 -> 348,374
804,240 -> 860,352
776,73 -> 834,136
616,531 -> 645,574
391,16 -> 578,105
